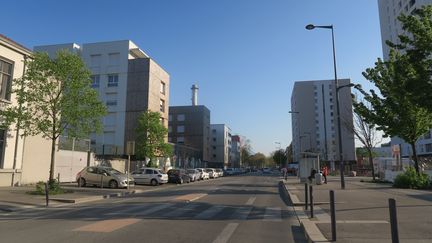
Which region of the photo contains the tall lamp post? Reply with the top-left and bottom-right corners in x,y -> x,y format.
305,24 -> 345,189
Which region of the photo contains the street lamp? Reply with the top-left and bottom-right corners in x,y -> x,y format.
306,23 -> 346,189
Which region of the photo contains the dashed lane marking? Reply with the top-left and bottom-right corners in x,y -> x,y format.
212,223 -> 239,243
245,196 -> 256,205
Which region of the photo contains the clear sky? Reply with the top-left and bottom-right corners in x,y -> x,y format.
1,0 -> 383,155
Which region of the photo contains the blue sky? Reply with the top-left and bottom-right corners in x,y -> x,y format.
2,0 -> 383,155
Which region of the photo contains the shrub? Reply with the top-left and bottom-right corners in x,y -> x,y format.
33,180 -> 65,195
393,167 -> 431,189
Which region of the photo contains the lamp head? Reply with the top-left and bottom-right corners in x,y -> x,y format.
305,24 -> 315,30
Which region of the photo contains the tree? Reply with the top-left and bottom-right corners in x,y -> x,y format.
135,110 -> 172,165
240,138 -> 252,166
354,48 -> 432,174
247,153 -> 266,168
386,6 -> 432,111
272,149 -> 287,167
0,50 -> 107,182
345,99 -> 381,180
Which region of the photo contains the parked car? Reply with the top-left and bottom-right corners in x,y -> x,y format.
186,169 -> 200,182
206,168 -> 217,179
167,169 -> 191,184
262,167 -> 272,174
225,168 -> 235,176
132,168 -> 168,186
215,169 -> 224,177
76,166 -> 134,189
196,168 -> 210,180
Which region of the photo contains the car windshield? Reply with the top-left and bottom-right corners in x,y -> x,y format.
103,168 -> 122,175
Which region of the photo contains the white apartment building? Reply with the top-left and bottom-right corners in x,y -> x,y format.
210,124 -> 231,168
378,0 -> 429,60
291,79 -> 356,165
378,0 -> 432,157
35,40 -> 170,156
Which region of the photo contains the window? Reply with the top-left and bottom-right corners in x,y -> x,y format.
106,100 -> 117,106
160,81 -> 166,94
177,137 -> 184,143
168,126 -> 172,133
160,99 -> 165,112
213,138 -> 216,142
90,75 -> 100,88
213,146 -> 216,150
0,59 -> 13,101
330,112 -> 334,116
168,114 -> 172,121
426,144 -> 432,152
0,130 -> 5,168
177,125 -> 185,133
213,154 -> 216,158
145,169 -> 153,175
177,114 -> 185,121
168,137 -> 172,142
212,129 -> 216,133
108,74 -> 119,87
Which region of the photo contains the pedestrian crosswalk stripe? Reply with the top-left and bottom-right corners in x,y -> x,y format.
194,205 -> 225,220
263,207 -> 282,222
161,203 -> 200,218
133,203 -> 172,216
105,204 -> 149,216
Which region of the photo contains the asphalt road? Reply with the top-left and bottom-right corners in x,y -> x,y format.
0,174 -> 306,243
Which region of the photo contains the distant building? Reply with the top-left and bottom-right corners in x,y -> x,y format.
0,34 -> 51,186
210,124 -> 232,168
378,0 -> 432,158
168,105 -> 211,166
34,40 -> 170,156
230,135 -> 241,168
290,79 -> 356,166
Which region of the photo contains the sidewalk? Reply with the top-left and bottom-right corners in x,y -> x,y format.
0,183 -> 164,211
283,176 -> 432,243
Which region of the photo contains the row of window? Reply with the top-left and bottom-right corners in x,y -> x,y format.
91,74 -> 119,88
168,114 -> 185,122
0,59 -> 13,101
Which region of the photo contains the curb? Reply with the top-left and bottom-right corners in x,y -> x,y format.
281,180 -> 330,243
50,189 -> 147,204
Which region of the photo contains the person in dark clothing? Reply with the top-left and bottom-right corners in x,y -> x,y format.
308,169 -> 317,183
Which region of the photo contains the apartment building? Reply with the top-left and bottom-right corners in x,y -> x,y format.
0,35 -> 51,186
35,40 -> 170,156
290,79 -> 356,166
230,135 -> 241,168
378,0 -> 432,157
168,105 -> 211,164
210,124 -> 231,168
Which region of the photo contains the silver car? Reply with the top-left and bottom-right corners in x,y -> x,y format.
186,169 -> 200,182
132,168 -> 168,186
76,166 -> 134,189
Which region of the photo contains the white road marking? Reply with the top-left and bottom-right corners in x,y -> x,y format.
105,204 -> 149,215
194,205 -> 225,220
133,203 -> 172,216
163,203 -> 200,218
212,223 -> 239,243
263,207 -> 282,222
245,196 -> 256,205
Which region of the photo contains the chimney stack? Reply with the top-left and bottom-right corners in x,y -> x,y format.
191,84 -> 198,106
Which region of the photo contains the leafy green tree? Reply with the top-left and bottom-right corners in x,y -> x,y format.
240,138 -> 252,166
272,149 -> 287,167
135,110 -> 172,164
354,50 -> 432,174
0,50 -> 106,182
386,6 -> 432,111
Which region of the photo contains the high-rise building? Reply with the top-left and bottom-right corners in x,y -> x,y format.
378,0 -> 429,60
168,105 -> 211,164
378,0 -> 432,157
290,79 -> 355,166
34,40 -> 170,156
210,124 -> 231,168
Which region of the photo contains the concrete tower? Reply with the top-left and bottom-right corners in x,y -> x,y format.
191,84 -> 199,106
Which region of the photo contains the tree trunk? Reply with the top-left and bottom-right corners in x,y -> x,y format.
49,137 -> 56,182
368,149 -> 375,181
410,142 -> 420,175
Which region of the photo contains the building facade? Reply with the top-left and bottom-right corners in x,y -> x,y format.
230,135 -> 241,168
168,105 -> 211,164
378,0 -> 429,60
378,0 -> 432,157
210,124 -> 231,168
35,40 -> 170,156
290,79 -> 356,165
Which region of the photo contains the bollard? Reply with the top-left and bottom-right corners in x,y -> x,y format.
305,183 -> 308,210
389,198 -> 399,243
309,185 -> 314,218
44,182 -> 49,207
330,190 -> 336,241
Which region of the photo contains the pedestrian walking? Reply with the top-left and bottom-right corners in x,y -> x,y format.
281,167 -> 287,180
322,165 -> 328,184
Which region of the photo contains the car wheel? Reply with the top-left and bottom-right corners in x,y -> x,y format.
150,179 -> 158,186
109,180 -> 118,189
78,178 -> 86,187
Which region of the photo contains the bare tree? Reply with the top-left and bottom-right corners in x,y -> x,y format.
344,98 -> 381,180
